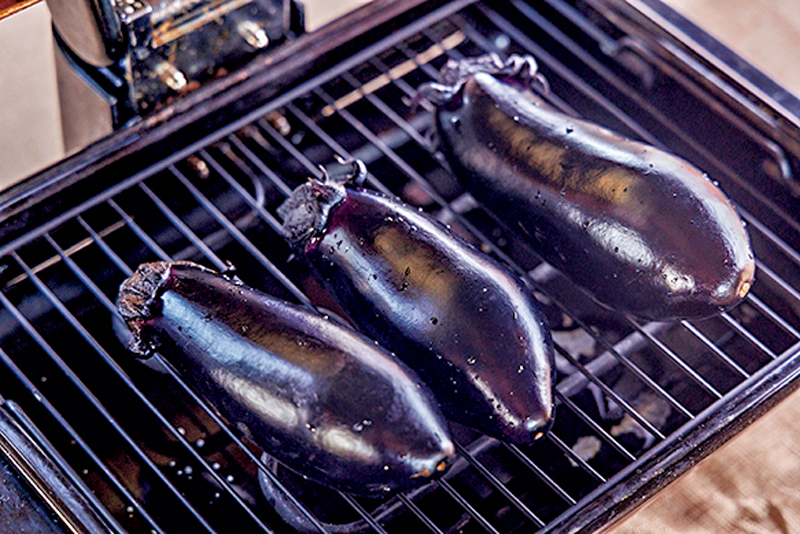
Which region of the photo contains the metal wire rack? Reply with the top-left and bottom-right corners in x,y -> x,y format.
1,1 -> 800,532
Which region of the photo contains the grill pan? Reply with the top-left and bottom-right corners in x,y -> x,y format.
2,0 -> 800,532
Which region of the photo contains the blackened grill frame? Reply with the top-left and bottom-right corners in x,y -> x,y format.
1,1 -> 800,533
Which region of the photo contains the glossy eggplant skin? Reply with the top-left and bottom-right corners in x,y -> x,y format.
116,261 -> 454,496
279,164 -> 555,445
423,54 -> 755,321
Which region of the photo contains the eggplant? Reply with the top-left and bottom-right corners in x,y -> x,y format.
420,53 -> 755,321
278,161 -> 555,445
116,260 -> 454,496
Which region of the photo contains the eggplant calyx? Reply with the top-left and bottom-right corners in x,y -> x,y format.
416,53 -> 550,106
116,260 -> 211,357
278,160 -> 366,248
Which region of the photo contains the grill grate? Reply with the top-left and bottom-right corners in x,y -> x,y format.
2,1 -> 800,532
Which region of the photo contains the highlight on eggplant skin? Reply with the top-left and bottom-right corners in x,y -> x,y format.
116,260 -> 455,497
420,53 -> 756,322
278,161 -> 556,446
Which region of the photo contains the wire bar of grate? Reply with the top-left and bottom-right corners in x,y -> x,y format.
453,442 -> 547,528
744,292 -> 800,341
743,213 -> 800,268
137,182 -> 228,270
168,165 -> 314,308
718,312 -> 779,359
107,199 -> 173,262
396,493 -> 445,534
320,30 -> 467,119
76,216 -> 137,275
394,41 -> 450,85
338,70 -> 433,149
545,432 -> 605,484
553,391 -> 638,462
366,55 -> 434,110
274,105 -> 392,196
627,319 -> 723,399
437,478 -> 501,534
197,147 -> 285,235
503,443 -> 578,506
337,493 -> 391,534
679,320 -> 751,379
753,262 -> 800,310
1,221 -> 126,290
0,267 -> 218,533
553,344 -> 666,441
312,87 -> 454,205
0,345 -> 165,534
253,115 -> 327,178
225,135 -> 296,197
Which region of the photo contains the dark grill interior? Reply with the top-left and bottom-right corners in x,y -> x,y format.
2,0 -> 800,532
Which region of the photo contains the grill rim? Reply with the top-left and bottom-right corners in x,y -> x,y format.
2,1 -> 800,533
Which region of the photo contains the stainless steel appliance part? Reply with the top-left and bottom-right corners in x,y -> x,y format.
1,0 -> 799,532
48,0 -> 299,151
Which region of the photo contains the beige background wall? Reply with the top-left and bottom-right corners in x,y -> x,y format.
0,2 -> 61,190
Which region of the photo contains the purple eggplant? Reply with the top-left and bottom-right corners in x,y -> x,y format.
278,161 -> 555,445
116,260 -> 454,496
420,53 -> 755,321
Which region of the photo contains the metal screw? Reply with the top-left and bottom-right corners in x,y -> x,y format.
238,20 -> 269,49
155,61 -> 187,91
